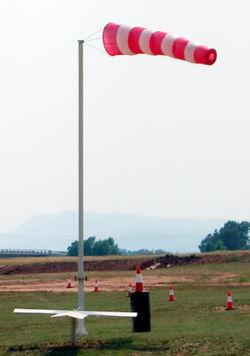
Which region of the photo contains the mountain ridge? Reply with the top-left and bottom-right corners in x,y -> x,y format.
0,212 -> 225,253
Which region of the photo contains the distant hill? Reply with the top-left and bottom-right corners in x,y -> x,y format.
0,212 -> 225,253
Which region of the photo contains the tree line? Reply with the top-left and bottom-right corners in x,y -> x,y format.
199,220 -> 250,252
67,220 -> 250,256
67,236 -> 166,256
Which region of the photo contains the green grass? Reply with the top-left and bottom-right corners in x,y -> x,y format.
1,256 -> 250,355
0,254 -> 156,266
1,286 -> 250,355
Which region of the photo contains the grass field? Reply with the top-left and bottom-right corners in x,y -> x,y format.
1,287 -> 250,355
1,257 -> 250,355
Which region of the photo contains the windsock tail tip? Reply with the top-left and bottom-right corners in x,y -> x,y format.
206,48 -> 217,65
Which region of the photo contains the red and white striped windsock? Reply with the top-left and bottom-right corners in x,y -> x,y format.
103,23 -> 217,65
225,291 -> 235,310
135,264 -> 144,292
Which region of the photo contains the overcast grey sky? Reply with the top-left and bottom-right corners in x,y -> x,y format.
0,0 -> 249,232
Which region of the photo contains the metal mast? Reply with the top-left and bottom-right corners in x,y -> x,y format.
77,39 -> 87,336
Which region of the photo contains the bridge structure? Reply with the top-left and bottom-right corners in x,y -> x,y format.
0,249 -> 67,258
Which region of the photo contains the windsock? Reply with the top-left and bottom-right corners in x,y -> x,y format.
225,291 -> 235,310
135,264 -> 144,292
103,22 -> 217,65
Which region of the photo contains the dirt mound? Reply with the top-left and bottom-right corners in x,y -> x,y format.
1,251 -> 249,275
0,257 -> 148,275
140,254 -> 201,269
0,254 -> 200,276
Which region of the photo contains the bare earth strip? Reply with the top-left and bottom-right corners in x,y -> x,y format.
1,273 -> 250,292
1,252 -> 250,292
0,275 -> 193,292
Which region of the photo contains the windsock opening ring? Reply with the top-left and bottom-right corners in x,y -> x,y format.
206,49 -> 217,65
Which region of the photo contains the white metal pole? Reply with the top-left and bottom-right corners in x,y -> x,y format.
71,318 -> 77,345
77,39 -> 87,336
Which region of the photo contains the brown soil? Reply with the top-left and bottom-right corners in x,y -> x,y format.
1,272 -> 248,292
0,275 -> 193,292
214,305 -> 250,312
0,258 -> 148,275
208,273 -> 238,283
0,251 -> 250,276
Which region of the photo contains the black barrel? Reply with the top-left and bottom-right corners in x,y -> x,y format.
130,291 -> 151,332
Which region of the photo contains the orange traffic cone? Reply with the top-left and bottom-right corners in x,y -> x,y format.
135,264 -> 144,292
93,280 -> 99,292
225,291 -> 235,310
66,276 -> 72,289
127,283 -> 133,297
168,285 -> 175,301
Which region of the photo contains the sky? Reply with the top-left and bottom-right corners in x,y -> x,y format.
0,0 -> 250,232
